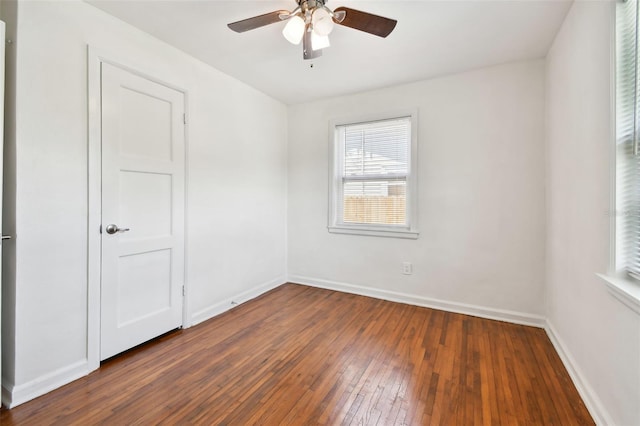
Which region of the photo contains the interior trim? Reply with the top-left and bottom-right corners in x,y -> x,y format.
288,275 -> 545,327
545,320 -> 613,426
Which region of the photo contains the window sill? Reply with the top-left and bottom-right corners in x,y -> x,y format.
328,226 -> 419,239
597,273 -> 640,315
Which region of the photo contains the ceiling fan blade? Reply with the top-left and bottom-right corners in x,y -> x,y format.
332,7 -> 397,38
228,10 -> 288,33
303,28 -> 323,60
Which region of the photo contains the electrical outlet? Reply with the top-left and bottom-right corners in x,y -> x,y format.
402,262 -> 413,275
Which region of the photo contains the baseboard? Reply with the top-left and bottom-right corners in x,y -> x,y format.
190,276 -> 286,326
1,379 -> 12,407
2,359 -> 90,409
288,275 -> 545,327
545,321 -> 613,426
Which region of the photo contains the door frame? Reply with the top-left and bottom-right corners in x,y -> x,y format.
87,46 -> 190,371
0,20 -> 5,390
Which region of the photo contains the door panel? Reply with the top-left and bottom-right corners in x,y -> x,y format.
119,171 -> 173,239
117,249 -> 172,326
119,87 -> 173,161
100,62 -> 185,360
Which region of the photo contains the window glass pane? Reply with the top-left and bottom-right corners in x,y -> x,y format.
343,180 -> 406,225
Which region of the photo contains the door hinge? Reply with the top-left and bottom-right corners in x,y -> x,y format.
183,113 -> 187,125
182,285 -> 186,297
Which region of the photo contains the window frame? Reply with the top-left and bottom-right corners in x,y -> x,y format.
327,110 -> 419,239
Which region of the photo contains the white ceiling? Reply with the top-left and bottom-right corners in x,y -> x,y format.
87,0 -> 572,105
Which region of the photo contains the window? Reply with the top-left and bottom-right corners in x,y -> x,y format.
616,0 -> 640,281
604,0 -> 640,313
328,111 -> 418,239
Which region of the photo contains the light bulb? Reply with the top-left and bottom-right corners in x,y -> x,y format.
311,31 -> 330,51
282,15 -> 305,45
312,8 -> 334,36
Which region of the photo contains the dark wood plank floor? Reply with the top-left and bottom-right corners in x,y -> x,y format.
0,283 -> 593,425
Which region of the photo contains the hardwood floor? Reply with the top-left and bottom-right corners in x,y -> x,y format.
1,283 -> 593,425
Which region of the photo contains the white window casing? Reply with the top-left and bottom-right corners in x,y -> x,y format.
328,110 -> 419,239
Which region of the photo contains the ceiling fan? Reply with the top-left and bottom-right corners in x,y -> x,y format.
227,0 -> 397,60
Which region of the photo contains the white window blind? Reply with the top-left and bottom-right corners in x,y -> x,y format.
616,0 -> 640,280
341,118 -> 410,226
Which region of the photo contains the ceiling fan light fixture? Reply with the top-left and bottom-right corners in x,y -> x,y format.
228,2 -> 397,60
311,7 -> 334,36
311,31 -> 330,51
282,15 -> 305,44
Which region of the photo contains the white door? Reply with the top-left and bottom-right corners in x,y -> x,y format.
100,62 -> 185,360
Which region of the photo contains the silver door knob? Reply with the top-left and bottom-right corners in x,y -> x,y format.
105,224 -> 130,235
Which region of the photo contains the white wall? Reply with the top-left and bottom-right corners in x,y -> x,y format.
545,2 -> 640,425
3,0 -> 287,406
287,60 -> 546,323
